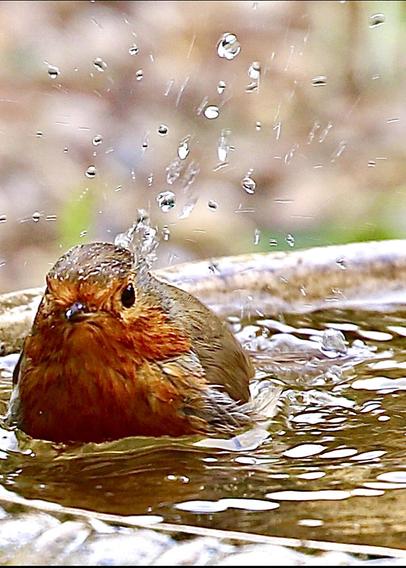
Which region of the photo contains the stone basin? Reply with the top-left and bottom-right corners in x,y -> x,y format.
1,239 -> 406,565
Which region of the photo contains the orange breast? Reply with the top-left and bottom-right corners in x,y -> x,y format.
16,312 -> 207,443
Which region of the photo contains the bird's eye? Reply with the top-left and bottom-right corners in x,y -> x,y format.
121,283 -> 135,308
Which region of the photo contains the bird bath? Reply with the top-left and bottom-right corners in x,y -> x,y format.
1,240 -> 406,565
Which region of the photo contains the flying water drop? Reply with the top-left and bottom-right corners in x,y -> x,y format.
85,165 -> 97,178
47,65 -> 60,79
286,233 -> 295,247
241,174 -> 256,194
162,225 -> 170,241
217,33 -> 241,60
369,13 -> 385,28
217,129 -> 230,162
92,134 -> 103,146
312,75 -> 327,87
158,124 -> 168,136
157,191 -> 176,212
204,105 -> 220,120
217,80 -> 226,94
177,137 -> 190,160
208,200 -> 218,211
93,57 -> 107,72
135,69 -> 144,81
129,44 -> 139,55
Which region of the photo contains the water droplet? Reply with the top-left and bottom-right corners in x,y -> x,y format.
129,44 -> 139,55
255,121 -> 262,131
336,257 -> 347,270
368,160 -> 376,168
208,200 -> 218,211
321,328 -> 347,354
177,137 -> 190,160
135,69 -> 144,81
92,134 -> 103,146
36,131 -> 43,137
254,228 -> 261,245
217,129 -> 230,162
286,233 -> 295,247
162,225 -> 170,240
312,75 -> 327,87
248,61 -> 261,81
369,13 -> 385,28
147,173 -> 154,187
93,57 -> 107,72
269,238 -> 278,246
0,214 -> 6,223
217,80 -> 226,94
32,211 -> 41,223
47,65 -> 60,79
241,175 -> 256,194
204,105 -> 219,120
217,32 -> 241,60
158,124 -> 168,136
157,191 -> 176,212
142,134 -> 149,150
166,158 -> 183,184
63,147 -> 68,153
85,165 -> 97,178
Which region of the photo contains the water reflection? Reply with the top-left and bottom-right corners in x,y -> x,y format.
1,307 -> 406,548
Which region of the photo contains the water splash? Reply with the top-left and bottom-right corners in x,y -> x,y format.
114,209 -> 159,273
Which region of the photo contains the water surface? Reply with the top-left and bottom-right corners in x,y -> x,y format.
1,306 -> 406,550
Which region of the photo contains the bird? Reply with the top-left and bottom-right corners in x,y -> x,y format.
6,242 -> 255,443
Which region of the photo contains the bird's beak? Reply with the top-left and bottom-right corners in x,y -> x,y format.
65,301 -> 90,322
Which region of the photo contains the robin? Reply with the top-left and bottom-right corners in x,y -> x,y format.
7,242 -> 255,443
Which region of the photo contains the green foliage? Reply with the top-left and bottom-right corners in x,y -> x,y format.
59,188 -> 95,249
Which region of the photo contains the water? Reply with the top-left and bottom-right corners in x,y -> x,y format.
157,190 -> 176,212
129,44 -> 139,56
47,65 -> 60,79
93,57 -> 107,72
1,305 -> 406,549
217,33 -> 241,60
85,165 -> 97,178
203,105 -> 220,120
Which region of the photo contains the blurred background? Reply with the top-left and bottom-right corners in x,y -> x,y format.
0,0 -> 405,292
